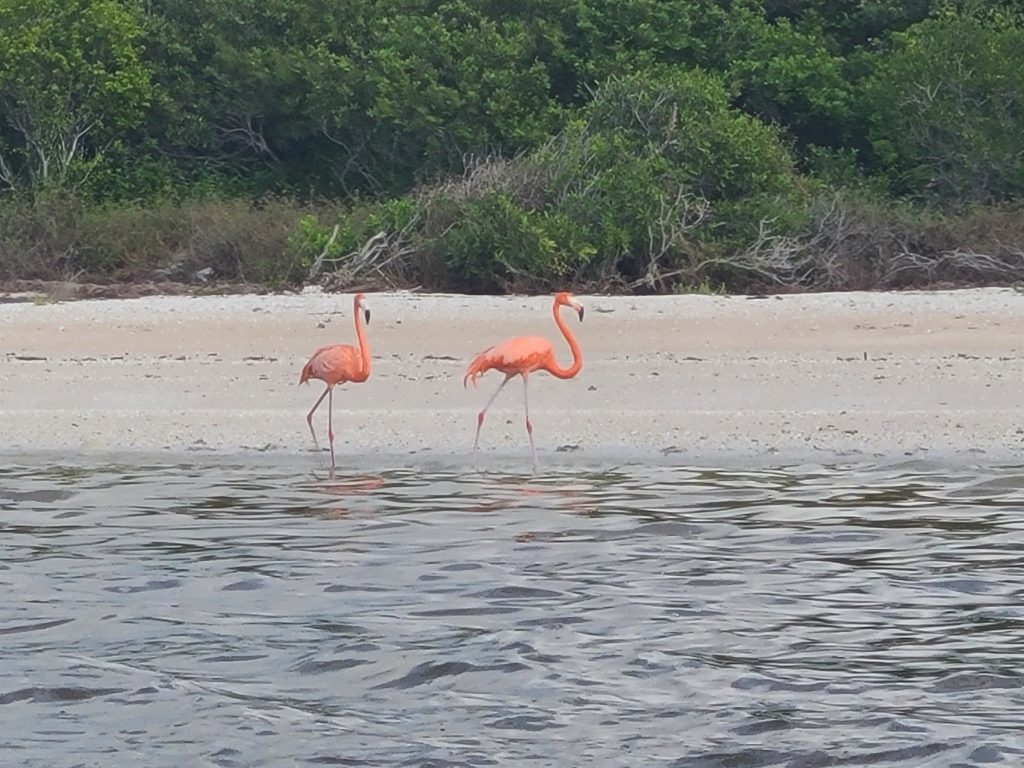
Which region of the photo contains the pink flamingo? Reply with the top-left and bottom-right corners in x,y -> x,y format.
299,293 -> 371,468
464,291 -> 585,469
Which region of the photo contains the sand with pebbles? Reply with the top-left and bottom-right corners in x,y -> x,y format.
1,287 -> 1022,466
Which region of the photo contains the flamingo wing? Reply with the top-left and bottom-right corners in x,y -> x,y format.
464,336 -> 554,386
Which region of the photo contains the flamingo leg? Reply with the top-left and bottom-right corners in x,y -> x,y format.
306,386 -> 330,454
474,374 -> 512,454
522,374 -> 537,472
328,387 -> 336,469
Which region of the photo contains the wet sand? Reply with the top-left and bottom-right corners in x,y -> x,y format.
1,288 -> 1022,465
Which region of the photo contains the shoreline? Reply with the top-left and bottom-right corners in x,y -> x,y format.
2,287 -> 1023,467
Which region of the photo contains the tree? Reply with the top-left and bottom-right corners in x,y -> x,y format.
859,8 -> 1024,202
0,0 -> 153,192
141,0 -> 565,197
727,14 -> 852,150
315,3 -> 562,194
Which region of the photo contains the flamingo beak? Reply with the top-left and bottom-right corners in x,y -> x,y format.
577,305 -> 584,321
363,308 -> 371,325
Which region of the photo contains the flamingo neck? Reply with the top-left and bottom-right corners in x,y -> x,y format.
353,298 -> 371,381
548,300 -> 583,379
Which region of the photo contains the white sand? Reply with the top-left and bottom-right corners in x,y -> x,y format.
1,287 -> 1022,466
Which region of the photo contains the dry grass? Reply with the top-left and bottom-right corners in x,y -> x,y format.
685,194 -> 1024,293
2,188 -> 1023,295
0,195 -> 349,287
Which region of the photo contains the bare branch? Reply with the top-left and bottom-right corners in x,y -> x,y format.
318,209 -> 424,292
306,223 -> 341,281
692,218 -> 813,287
216,113 -> 279,162
0,148 -> 17,190
321,120 -> 382,194
631,191 -> 711,290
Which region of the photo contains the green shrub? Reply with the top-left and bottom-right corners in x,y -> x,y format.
405,66 -> 807,291
437,192 -> 596,292
582,68 -> 800,201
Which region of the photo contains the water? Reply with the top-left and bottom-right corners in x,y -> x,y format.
2,457 -> 1023,767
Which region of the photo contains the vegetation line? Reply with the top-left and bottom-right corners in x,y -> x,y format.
1,1 -> 1023,295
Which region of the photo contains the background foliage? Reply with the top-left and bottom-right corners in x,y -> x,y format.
1,0 -> 1023,292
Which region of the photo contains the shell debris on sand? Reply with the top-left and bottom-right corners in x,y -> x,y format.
1,287 -> 1022,464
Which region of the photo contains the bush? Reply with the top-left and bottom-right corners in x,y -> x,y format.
582,68 -> 800,204
333,66 -> 808,293
0,191 -> 83,280
436,192 -> 597,292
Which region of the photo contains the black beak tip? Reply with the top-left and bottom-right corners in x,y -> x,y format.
578,307 -> 585,321
364,309 -> 371,324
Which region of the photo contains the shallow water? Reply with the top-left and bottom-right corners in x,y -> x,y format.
2,457 -> 1023,767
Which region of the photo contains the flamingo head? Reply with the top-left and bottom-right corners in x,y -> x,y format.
555,291 -> 584,321
354,292 -> 370,324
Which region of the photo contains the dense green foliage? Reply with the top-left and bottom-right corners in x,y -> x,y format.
1,0 -> 1023,292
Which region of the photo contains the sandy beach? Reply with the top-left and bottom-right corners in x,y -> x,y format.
1,287 -> 1022,466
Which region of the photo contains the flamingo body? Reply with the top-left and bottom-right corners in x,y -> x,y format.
300,293 -> 371,469
300,344 -> 365,387
464,291 -> 585,470
464,336 -> 558,386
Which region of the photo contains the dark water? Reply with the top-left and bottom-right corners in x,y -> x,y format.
2,457 -> 1023,767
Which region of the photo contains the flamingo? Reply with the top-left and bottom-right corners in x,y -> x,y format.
299,292 -> 371,468
464,291 -> 585,469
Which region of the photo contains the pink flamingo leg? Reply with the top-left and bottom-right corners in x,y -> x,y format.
328,387 -> 336,469
522,374 -> 538,472
306,386 -> 330,453
474,374 -> 512,453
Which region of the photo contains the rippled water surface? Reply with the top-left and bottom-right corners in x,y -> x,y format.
2,457 -> 1024,767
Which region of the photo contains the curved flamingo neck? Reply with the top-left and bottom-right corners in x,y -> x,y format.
353,297 -> 371,381
547,299 -> 583,379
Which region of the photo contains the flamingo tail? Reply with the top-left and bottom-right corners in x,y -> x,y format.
463,347 -> 494,388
